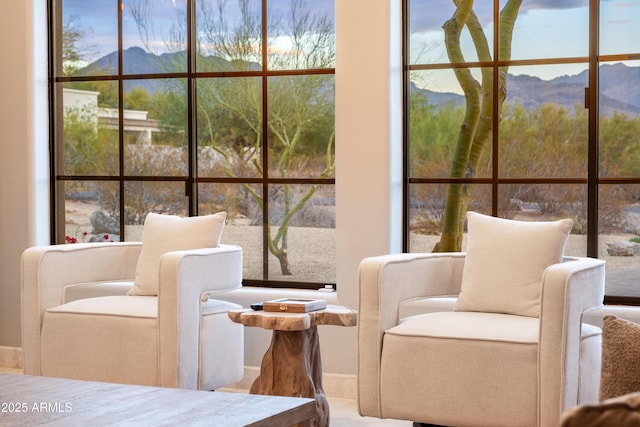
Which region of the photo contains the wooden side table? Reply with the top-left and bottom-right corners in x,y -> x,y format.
228,305 -> 357,427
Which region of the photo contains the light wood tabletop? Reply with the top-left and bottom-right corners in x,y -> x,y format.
0,374 -> 315,426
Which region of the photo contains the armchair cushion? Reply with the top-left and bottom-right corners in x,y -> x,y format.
130,212 -> 227,296
455,211 -> 572,317
41,296 -> 159,386
600,315 -> 640,401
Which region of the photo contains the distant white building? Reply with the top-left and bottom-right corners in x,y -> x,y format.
63,88 -> 160,144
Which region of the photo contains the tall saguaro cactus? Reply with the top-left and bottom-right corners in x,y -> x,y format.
434,0 -> 522,252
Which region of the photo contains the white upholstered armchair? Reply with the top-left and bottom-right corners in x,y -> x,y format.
357,212 -> 606,427
22,213 -> 245,391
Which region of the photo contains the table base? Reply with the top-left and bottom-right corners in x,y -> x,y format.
250,325 -> 329,427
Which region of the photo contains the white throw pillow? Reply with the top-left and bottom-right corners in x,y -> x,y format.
454,211 -> 572,317
128,212 -> 227,296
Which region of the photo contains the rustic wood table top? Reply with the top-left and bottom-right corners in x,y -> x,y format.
0,374 -> 315,426
228,305 -> 357,331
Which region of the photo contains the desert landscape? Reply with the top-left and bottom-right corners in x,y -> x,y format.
65,200 -> 640,286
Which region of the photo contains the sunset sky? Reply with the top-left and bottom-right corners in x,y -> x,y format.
62,0 -> 639,93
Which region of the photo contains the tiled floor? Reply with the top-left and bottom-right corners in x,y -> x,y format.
330,396 -> 410,426
0,367 -> 410,426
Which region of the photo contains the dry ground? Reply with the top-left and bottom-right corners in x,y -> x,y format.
65,200 -> 639,284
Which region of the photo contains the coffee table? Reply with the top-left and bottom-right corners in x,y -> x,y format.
228,305 -> 357,427
0,374 -> 314,426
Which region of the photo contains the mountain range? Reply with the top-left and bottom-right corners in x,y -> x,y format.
80,47 -> 640,117
412,63 -> 640,117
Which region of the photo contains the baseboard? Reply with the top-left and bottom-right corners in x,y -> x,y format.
227,366 -> 357,400
0,346 -> 22,369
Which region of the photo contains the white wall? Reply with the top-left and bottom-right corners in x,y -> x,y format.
0,1 -> 49,348
0,0 -> 403,380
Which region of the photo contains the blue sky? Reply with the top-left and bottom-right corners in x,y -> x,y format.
64,0 -> 639,92
63,0 -> 335,61
408,0 -> 640,92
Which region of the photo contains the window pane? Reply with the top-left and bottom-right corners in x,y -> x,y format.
267,184 -> 335,282
408,0 -> 493,65
124,181 -> 188,226
599,184 -> 640,298
600,1 -> 640,56
199,183 -> 264,281
124,79 -> 188,176
267,0 -> 335,70
59,0 -> 118,76
500,65 -> 588,178
196,0 -> 263,72
408,183 -> 490,253
267,75 -> 335,179
58,180 -> 120,244
497,184 -> 587,256
497,183 -> 587,223
599,61 -> 640,179
409,68 -> 492,179
506,0 -> 589,61
59,82 -> 119,176
197,77 -> 263,178
123,0 -> 188,73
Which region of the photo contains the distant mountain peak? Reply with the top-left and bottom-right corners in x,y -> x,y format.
414,63 -> 640,117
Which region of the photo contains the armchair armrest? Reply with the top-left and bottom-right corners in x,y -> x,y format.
538,257 -> 606,425
157,244 -> 242,389
357,252 -> 465,416
21,242 -> 142,375
22,242 -> 142,317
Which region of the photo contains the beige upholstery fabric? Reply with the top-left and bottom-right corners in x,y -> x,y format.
41,296 -> 159,386
456,211 -> 572,317
131,212 -> 227,296
22,242 -> 244,391
358,252 -> 605,427
599,315 -> 640,401
63,280 -> 133,302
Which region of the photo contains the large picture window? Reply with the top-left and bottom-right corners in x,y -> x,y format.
50,0 -> 336,289
405,0 -> 640,303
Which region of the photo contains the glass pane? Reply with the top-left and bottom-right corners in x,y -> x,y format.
199,183 -> 264,280
197,77 -> 263,178
59,82 -> 119,176
600,1 -> 640,56
123,0 -> 188,73
267,75 -> 335,179
59,0 -> 118,76
599,184 -> 640,298
408,68 -> 492,179
506,0 -> 589,61
497,183 -> 587,256
408,0 -> 493,65
407,0 -> 448,66
500,65 -> 588,178
408,183 -> 490,253
268,184 -> 335,282
58,180 -> 120,244
599,61 -> 640,178
267,0 -> 335,70
196,0 -> 263,72
123,181 -> 188,229
123,79 -> 188,176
